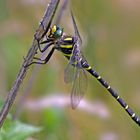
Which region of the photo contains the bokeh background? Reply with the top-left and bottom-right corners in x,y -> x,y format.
0,0 -> 140,139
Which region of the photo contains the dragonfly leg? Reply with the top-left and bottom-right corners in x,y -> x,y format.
25,47 -> 55,67
35,36 -> 54,53
39,42 -> 54,53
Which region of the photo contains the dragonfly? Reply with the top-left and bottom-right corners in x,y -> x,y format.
26,11 -> 140,126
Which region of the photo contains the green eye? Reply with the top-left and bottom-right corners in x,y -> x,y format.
54,26 -> 63,38
50,25 -> 63,39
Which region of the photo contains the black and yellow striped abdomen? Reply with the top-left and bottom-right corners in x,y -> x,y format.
80,57 -> 140,126
27,10 -> 140,126
56,34 -> 140,126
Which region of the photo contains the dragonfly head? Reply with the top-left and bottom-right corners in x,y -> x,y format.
48,25 -> 63,39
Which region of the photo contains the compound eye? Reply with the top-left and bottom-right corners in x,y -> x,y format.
49,25 -> 63,39
56,27 -> 63,37
54,26 -> 63,38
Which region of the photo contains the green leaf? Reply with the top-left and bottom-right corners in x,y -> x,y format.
0,120 -> 42,140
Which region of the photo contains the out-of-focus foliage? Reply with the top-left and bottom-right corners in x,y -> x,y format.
0,0 -> 140,140
0,119 -> 41,140
0,101 -> 41,140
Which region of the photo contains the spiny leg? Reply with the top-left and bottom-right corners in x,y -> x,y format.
25,47 -> 55,67
24,39 -> 54,67
35,34 -> 54,53
39,41 -> 54,53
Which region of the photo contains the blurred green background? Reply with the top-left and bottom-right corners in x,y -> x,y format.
0,0 -> 140,139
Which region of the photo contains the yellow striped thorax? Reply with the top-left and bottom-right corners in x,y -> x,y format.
48,25 -> 63,39
56,36 -> 76,59
61,36 -> 75,48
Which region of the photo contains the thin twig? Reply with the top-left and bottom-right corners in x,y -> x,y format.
13,0 -> 69,120
0,0 -> 60,128
12,66 -> 40,120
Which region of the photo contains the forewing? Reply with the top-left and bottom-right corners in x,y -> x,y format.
55,0 -> 69,25
71,68 -> 87,109
64,42 -> 80,83
71,11 -> 82,45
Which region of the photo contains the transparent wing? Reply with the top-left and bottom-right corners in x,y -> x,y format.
55,0 -> 69,25
64,18 -> 86,108
64,42 -> 80,83
71,11 -> 82,45
64,62 -> 76,83
64,46 -> 87,109
71,68 -> 87,109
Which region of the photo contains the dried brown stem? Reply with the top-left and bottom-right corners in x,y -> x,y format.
0,0 -> 60,128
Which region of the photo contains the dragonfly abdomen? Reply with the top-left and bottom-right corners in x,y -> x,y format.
85,66 -> 140,126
